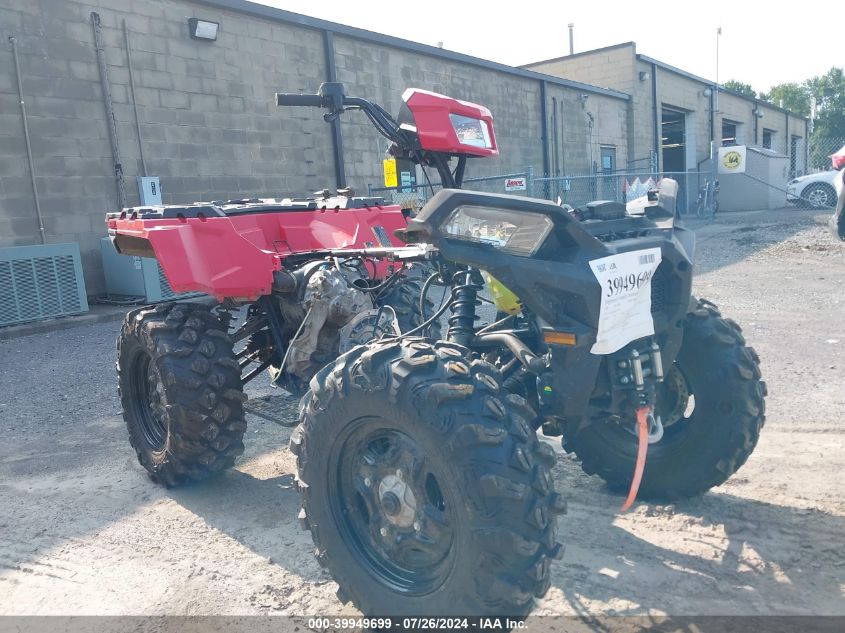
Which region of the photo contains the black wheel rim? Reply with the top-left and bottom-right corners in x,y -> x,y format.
330,418 -> 457,595
131,350 -> 168,451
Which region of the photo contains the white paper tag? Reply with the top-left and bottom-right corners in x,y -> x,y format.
589,247 -> 662,355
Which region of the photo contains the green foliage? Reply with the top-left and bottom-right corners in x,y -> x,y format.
759,83 -> 811,117
723,80 -> 757,99
757,68 -> 844,169
808,67 -> 845,140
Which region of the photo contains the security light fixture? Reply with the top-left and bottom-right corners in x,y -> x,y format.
753,109 -> 764,118
703,87 -> 713,97
188,18 -> 218,41
639,71 -> 650,81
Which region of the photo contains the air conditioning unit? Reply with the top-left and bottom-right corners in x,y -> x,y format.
0,243 -> 89,327
100,237 -> 200,302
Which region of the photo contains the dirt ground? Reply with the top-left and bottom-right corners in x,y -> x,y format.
1,207 -> 844,622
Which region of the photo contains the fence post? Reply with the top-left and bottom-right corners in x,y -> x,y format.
526,165 -> 534,197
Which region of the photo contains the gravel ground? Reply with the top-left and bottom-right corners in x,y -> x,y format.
1,207 -> 843,621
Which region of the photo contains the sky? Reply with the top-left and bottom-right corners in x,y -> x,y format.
255,0 -> 838,93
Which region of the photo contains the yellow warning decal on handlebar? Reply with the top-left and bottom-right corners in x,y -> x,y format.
383,158 -> 398,188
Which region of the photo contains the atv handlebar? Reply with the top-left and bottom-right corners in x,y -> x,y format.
276,82 -> 405,147
275,82 -> 466,189
275,93 -> 327,107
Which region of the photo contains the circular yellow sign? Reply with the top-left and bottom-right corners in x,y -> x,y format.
722,150 -> 742,171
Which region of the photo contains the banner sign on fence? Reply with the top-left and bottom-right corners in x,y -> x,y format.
505,176 -> 527,191
718,145 -> 747,174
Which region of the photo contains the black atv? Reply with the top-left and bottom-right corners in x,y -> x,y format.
282,84 -> 766,619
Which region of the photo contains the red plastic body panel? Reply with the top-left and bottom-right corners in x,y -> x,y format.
108,205 -> 409,301
832,144 -> 845,171
402,89 -> 498,157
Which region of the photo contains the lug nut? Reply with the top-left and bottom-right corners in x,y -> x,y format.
380,527 -> 388,537
618,360 -> 628,369
364,477 -> 372,487
620,376 -> 631,385
395,469 -> 403,479
413,521 -> 421,532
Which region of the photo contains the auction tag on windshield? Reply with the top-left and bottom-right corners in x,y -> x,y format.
589,247 -> 662,355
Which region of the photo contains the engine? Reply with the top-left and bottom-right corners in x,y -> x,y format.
282,266 -> 373,383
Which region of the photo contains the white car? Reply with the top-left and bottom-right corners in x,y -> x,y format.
787,170 -> 839,208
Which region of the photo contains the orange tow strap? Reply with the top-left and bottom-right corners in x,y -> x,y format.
620,406 -> 651,512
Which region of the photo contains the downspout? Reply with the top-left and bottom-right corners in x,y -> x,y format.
323,30 -> 345,188
785,111 -> 789,173
804,118 -> 809,174
754,99 -> 759,146
539,80 -> 550,176
551,96 -> 559,175
651,62 -> 659,172
9,36 -> 46,244
709,85 -> 715,149
559,100 -> 566,175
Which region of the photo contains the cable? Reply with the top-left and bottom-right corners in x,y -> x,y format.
279,304 -> 313,376
386,294 -> 453,340
419,270 -> 444,320
476,314 -> 515,335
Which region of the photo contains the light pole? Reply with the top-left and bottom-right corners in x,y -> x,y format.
711,26 -> 722,188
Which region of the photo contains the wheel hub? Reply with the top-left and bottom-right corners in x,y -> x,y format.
378,472 -> 417,527
655,365 -> 690,428
333,425 -> 456,594
133,353 -> 168,450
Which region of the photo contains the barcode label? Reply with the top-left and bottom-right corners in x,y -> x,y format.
639,253 -> 656,265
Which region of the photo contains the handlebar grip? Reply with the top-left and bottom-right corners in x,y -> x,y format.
275,93 -> 325,107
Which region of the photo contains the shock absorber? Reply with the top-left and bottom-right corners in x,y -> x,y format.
446,268 -> 482,348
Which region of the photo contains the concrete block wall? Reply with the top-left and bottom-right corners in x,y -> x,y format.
0,0 -> 335,293
524,43 -> 808,177
333,35 -> 546,186
1,0 -> 630,294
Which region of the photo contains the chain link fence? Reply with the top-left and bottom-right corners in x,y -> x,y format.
369,149 -> 844,215
533,171 -> 706,214
368,169 -> 533,211
807,137 -> 845,172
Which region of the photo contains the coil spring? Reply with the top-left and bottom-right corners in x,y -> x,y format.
446,268 -> 482,348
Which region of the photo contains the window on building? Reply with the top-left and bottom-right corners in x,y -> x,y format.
722,120 -> 740,146
600,146 -> 616,173
762,129 -> 775,150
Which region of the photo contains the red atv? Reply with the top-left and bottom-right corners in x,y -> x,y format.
110,82 -> 765,620
107,83 -> 494,485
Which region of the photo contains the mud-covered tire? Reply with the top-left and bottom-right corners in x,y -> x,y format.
378,275 -> 442,339
563,298 -> 766,500
117,302 -> 247,487
291,339 -> 565,617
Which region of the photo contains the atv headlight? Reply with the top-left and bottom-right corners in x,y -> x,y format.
449,114 -> 493,149
440,205 -> 553,256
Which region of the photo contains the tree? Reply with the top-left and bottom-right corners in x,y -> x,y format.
723,80 -> 757,99
760,82 -> 811,117
808,67 -> 845,139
